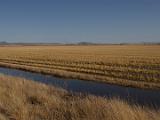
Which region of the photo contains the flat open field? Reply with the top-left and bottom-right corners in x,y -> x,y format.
0,74 -> 159,120
0,45 -> 160,89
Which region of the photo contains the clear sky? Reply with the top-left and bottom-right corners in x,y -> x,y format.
0,0 -> 160,43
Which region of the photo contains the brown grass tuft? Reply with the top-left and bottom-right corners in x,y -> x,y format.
0,74 -> 159,120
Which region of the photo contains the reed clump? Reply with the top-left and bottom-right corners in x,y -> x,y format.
0,74 -> 159,120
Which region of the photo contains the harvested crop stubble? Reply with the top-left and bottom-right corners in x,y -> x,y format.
0,45 -> 160,89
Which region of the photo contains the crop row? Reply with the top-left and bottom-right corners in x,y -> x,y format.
0,58 -> 159,83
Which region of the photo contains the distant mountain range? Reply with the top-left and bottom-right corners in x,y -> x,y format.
0,41 -> 8,45
0,41 -> 160,45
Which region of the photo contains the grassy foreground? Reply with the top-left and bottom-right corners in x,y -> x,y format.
0,45 -> 160,89
0,74 -> 160,120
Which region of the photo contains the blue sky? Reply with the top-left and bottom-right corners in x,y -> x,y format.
0,0 -> 160,43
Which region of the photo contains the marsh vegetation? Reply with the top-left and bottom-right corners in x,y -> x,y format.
0,74 -> 160,120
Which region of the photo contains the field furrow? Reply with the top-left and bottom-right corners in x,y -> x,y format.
0,45 -> 160,89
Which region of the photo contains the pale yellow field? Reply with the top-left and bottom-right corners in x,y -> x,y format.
0,45 -> 160,88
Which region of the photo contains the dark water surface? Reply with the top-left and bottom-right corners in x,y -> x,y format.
0,67 -> 160,108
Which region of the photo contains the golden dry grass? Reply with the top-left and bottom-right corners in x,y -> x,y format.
0,45 -> 160,89
0,74 -> 160,120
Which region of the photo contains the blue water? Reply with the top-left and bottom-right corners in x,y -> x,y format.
0,67 -> 160,108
